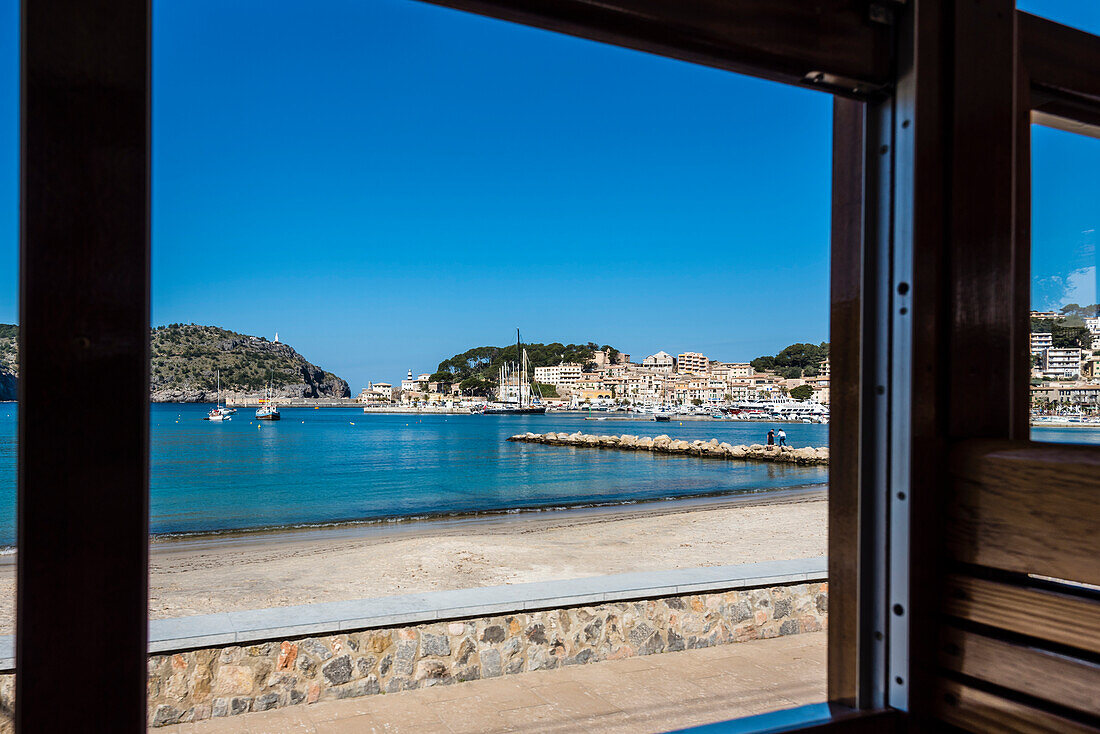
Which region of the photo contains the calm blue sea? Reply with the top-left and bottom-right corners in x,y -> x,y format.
1,405 -> 1096,547
0,403 -> 834,546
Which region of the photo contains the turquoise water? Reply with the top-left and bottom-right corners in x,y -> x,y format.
2,405 -> 1098,547
0,403 -> 829,546
1030,425 -> 1100,445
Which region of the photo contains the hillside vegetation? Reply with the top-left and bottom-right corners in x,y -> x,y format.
0,325 -> 15,401
751,342 -> 830,379
433,341 -> 618,395
0,324 -> 350,402
151,325 -> 349,401
1030,303 -> 1099,351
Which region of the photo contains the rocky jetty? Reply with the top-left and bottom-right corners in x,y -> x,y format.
507,432 -> 828,465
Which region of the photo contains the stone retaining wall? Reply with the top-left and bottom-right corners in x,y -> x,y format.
508,432 -> 829,465
138,581 -> 826,727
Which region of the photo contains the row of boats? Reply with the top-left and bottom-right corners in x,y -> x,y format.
470,397 -> 830,423
205,371 -> 281,422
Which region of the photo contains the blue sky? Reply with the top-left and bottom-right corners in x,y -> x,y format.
0,1 -> 1097,390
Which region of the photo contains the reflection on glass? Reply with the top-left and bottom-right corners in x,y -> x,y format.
1030,123 -> 1100,443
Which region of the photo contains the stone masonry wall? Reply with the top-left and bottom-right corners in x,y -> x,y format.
141,582 -> 827,727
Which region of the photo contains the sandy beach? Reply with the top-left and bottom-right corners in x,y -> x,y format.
0,492 -> 826,633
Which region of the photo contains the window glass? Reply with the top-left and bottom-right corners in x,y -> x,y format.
1017,0 -> 1100,36
0,0 -> 17,638
0,0 -> 16,722
1030,123 -> 1100,443
147,0 -> 833,727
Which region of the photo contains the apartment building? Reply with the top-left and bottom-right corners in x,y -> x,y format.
1087,316 -> 1100,349
533,363 -> 583,386
358,382 -> 393,401
676,352 -> 709,375
710,362 -> 752,380
1030,332 -> 1053,356
642,351 -> 675,372
1043,347 -> 1082,379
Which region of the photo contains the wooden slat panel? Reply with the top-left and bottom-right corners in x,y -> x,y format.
948,441 -> 1100,585
933,677 -> 1099,734
939,627 -> 1100,718
944,574 -> 1100,656
1020,12 -> 1100,108
423,0 -> 892,95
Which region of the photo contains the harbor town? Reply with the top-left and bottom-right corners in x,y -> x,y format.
356,348 -> 833,421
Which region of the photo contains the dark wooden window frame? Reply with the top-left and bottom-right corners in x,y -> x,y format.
15,0 -> 1100,731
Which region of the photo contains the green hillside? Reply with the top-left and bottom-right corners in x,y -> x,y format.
151,324 -> 349,400
432,341 -> 619,395
0,324 -> 350,402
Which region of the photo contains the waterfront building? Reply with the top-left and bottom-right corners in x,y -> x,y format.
676,352 -> 709,375
1030,332 -> 1053,355
1043,347 -> 1082,379
533,362 -> 583,386
575,387 -> 613,403
401,370 -> 430,392
1032,381 -> 1100,408
357,382 -> 393,402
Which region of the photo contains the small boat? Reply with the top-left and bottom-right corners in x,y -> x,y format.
654,412 -> 672,422
256,403 -> 280,421
482,405 -> 547,415
207,370 -> 231,421
207,407 -> 231,421
256,371 -> 281,421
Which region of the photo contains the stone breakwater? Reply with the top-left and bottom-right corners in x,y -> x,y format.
507,432 -> 829,466
129,582 -> 826,726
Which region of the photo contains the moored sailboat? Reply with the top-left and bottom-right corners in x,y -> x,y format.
256,371 -> 281,421
481,329 -> 546,415
207,370 -> 232,421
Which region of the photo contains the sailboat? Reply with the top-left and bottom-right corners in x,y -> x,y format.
482,329 -> 547,415
207,370 -> 232,421
255,371 -> 281,421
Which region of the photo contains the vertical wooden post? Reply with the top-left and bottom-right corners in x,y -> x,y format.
18,0 -> 149,730
948,0 -> 1024,439
829,97 -> 865,709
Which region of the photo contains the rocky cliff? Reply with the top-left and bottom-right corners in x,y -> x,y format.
151,325 -> 350,402
0,324 -> 351,403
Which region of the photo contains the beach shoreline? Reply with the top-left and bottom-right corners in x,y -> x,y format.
0,490 -> 827,633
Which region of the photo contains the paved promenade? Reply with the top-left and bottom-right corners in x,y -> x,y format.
156,631 -> 825,734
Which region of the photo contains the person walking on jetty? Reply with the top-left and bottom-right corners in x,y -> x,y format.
767,429 -> 775,446
778,428 -> 787,446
